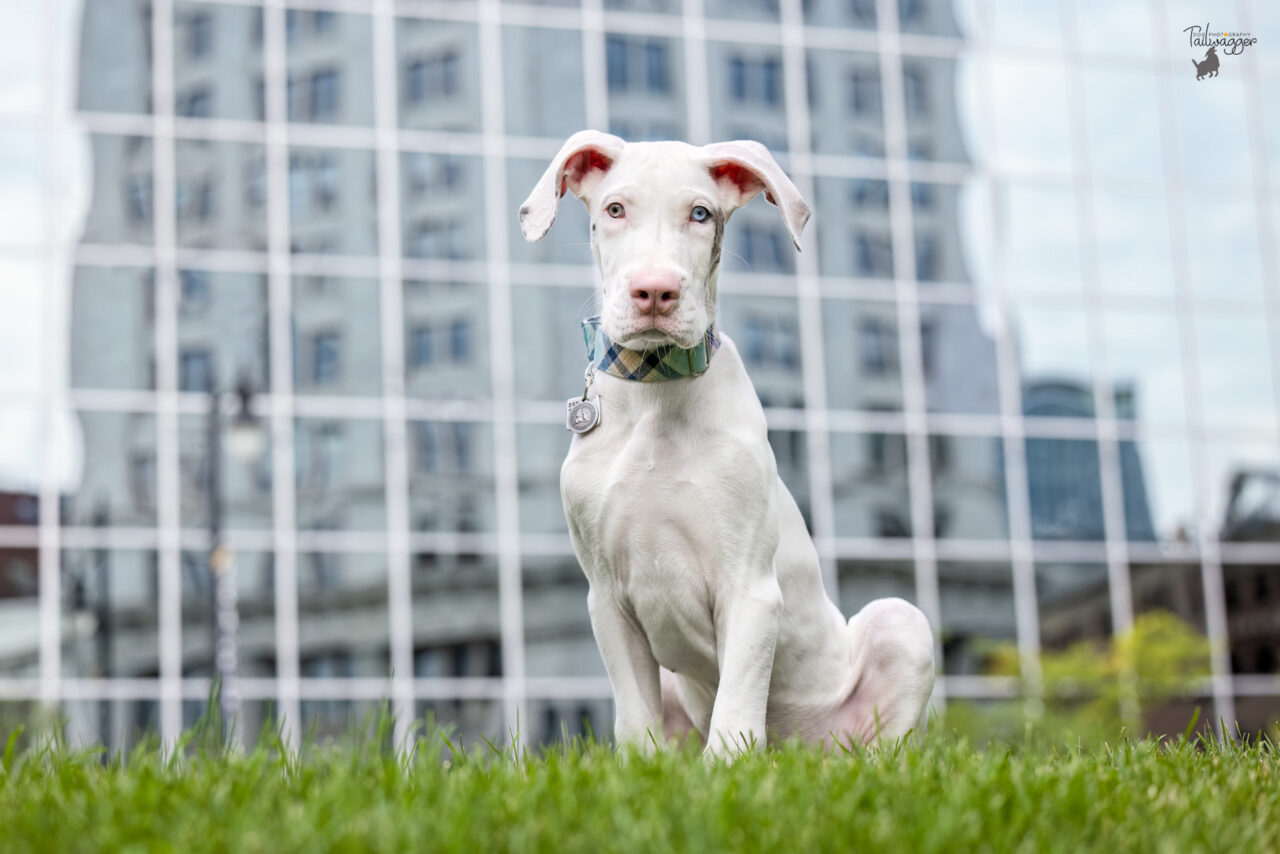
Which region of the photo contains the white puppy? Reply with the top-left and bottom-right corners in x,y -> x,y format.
520,131 -> 935,757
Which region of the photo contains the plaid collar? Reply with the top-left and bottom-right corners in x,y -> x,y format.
581,315 -> 721,382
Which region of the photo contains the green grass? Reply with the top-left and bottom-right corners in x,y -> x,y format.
1,715 -> 1277,853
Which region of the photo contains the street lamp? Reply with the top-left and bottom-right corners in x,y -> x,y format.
207,375 -> 265,736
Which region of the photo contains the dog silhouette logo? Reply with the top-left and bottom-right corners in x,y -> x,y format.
1193,46 -> 1220,79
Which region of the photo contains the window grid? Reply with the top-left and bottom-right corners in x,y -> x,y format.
1,0 -> 1276,747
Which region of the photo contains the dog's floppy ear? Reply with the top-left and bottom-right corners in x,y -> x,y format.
701,140 -> 811,251
519,130 -> 627,243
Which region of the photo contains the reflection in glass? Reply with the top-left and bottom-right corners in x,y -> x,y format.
1099,308 -> 1184,426
172,2 -> 263,122
802,0 -> 878,29
1182,191 -> 1264,303
1123,436 -> 1195,545
1205,438 -> 1280,538
61,549 -> 158,678
807,49 -> 884,157
174,141 -> 267,251
518,424 -> 571,535
297,552 -> 390,682
177,270 -> 270,392
1082,67 -> 1162,180
511,285 -> 596,402
1129,561 -> 1207,636
178,413 -> 273,530
292,277 -> 381,397
831,431 -> 911,538
1224,562 -> 1280,675
912,180 -> 972,280
823,299 -> 904,411
289,147 -> 378,256
180,550 -> 275,678
522,556 -> 599,679
63,700 -> 160,755
836,560 -> 915,623
401,153 -> 486,261
413,549 -> 499,651
77,1 -> 152,115
931,434 -> 1008,539
69,267 -> 156,391
294,419 -> 386,531
1194,314 -> 1279,430
417,699 -> 504,750
504,27 -> 586,138
527,698 -> 613,745
939,561 -> 1015,676
815,177 -> 892,279
1172,73 -> 1251,184
408,421 -> 496,534
604,34 -> 686,142
403,279 -> 491,400
0,548 -> 39,676
285,11 -> 373,126
900,57 -> 970,164
1016,305 -> 1093,413
1025,438 -> 1104,541
0,131 -> 48,248
707,40 -> 787,153
982,58 -> 1072,172
920,302 -> 1000,415
769,430 -> 811,529
720,295 -> 805,408
1092,189 -> 1173,298
986,1 -> 1064,51
63,411 -> 158,528
1036,562 -> 1111,651
396,18 -> 482,132
999,182 -> 1081,296
79,136 -> 154,246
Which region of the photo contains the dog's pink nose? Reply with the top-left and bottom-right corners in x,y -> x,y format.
629,271 -> 681,317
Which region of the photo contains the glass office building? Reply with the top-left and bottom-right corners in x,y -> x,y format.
0,0 -> 1277,749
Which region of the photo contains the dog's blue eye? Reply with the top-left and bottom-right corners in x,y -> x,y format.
691,205 -> 710,222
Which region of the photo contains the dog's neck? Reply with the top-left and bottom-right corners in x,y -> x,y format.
581,316 -> 721,383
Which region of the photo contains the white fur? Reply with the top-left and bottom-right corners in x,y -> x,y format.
521,132 -> 936,757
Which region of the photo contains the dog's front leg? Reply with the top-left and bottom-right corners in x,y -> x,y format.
587,586 -> 664,751
705,580 -> 783,758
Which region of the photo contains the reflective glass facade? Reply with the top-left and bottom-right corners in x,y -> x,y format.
0,0 -> 1278,749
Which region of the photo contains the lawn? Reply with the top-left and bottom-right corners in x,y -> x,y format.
1,715 -> 1276,853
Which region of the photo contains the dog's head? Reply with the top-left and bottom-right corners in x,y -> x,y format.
1206,46 -> 1217,57
519,131 -> 810,350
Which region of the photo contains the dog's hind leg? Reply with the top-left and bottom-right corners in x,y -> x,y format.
824,598 -> 935,748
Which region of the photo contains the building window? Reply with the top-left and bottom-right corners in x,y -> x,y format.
915,233 -> 939,282
310,68 -> 339,120
903,64 -> 928,115
606,35 -> 628,91
414,422 -> 437,473
919,318 -> 936,377
728,56 -> 781,105
644,42 -> 670,93
179,348 -> 212,392
855,229 -> 893,277
739,223 -> 787,272
245,157 -> 267,208
177,87 -> 211,118
450,319 -> 471,362
125,174 -> 152,223
312,10 -> 336,33
607,36 -> 671,94
187,11 -> 212,58
405,52 -> 460,104
451,422 -> 473,473
849,66 -> 881,115
179,270 -> 211,315
311,332 -> 341,384
851,179 -> 889,209
409,325 -> 434,369
849,0 -> 877,25
858,318 -> 894,376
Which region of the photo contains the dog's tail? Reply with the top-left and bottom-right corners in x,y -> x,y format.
1191,59 -> 1198,69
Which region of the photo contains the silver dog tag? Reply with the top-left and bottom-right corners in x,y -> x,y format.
566,395 -> 602,434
